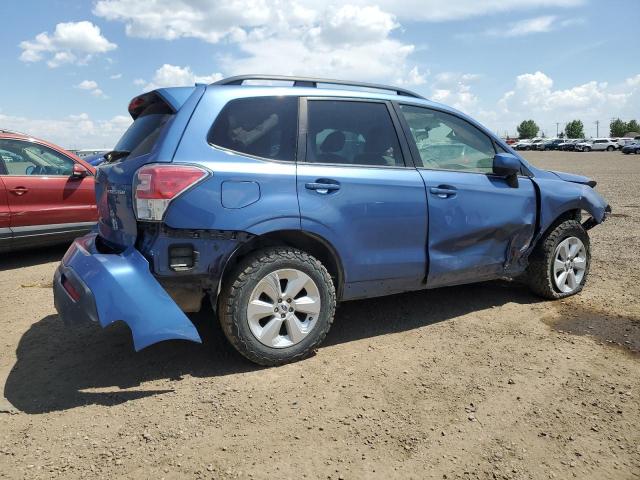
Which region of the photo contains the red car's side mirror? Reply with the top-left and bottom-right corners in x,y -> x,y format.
71,163 -> 89,179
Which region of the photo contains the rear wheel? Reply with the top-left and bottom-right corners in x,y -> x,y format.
606,145 -> 615,151
584,146 -> 591,152
527,220 -> 590,299
218,247 -> 336,366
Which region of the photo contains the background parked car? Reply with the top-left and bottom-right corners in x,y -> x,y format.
68,148 -> 110,159
537,138 -> 563,151
558,139 -> 579,151
0,130 -> 97,252
575,138 -> 618,152
512,140 -> 532,150
622,142 -> 640,154
617,138 -> 635,149
85,152 -> 108,166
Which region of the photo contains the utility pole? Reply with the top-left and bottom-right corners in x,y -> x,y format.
595,120 -> 600,138
556,122 -> 560,137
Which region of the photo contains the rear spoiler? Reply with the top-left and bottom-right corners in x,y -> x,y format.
127,87 -> 197,120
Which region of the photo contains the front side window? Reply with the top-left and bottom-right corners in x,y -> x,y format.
0,139 -> 75,176
208,96 -> 298,162
305,100 -> 404,167
400,105 -> 495,173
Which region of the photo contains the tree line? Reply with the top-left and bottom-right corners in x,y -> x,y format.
516,118 -> 640,139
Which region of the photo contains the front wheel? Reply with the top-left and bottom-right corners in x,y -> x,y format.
607,146 -> 615,151
584,147 -> 591,152
526,220 -> 590,299
218,247 -> 336,366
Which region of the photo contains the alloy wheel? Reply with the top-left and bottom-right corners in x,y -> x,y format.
552,237 -> 587,293
246,268 -> 321,348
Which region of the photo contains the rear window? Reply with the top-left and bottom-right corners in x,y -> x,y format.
114,99 -> 173,159
208,96 -> 298,162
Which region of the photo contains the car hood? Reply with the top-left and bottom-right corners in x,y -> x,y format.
549,170 -> 597,187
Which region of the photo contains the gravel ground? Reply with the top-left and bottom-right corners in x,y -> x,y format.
1,151 -> 639,480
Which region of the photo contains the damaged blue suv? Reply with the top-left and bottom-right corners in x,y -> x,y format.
53,75 -> 610,366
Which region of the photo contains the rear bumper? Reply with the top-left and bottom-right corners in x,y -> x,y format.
53,233 -> 202,350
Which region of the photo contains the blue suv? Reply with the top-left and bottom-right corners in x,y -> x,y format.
53,75 -> 611,366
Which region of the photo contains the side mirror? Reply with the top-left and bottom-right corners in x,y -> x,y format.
71,163 -> 89,179
493,153 -> 520,188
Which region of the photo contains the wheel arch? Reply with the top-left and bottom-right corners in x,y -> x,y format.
217,229 -> 345,302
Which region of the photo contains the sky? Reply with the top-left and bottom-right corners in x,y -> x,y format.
0,0 -> 638,148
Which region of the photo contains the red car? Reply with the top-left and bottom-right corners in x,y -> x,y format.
0,130 -> 97,252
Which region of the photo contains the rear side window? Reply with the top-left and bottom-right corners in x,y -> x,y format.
208,96 -> 298,162
305,100 -> 404,167
114,98 -> 173,160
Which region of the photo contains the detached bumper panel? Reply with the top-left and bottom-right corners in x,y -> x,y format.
53,233 -> 202,350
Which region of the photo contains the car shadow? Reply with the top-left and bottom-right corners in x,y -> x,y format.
3,281 -> 542,414
0,244 -> 68,272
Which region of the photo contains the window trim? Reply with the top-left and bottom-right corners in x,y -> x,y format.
297,96 -> 416,169
207,95 -> 300,164
393,102 -> 532,178
0,139 -> 85,177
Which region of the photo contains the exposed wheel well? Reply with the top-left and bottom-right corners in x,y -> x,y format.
219,230 -> 344,300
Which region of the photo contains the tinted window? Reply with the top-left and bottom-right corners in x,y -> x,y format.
0,139 -> 75,176
209,96 -> 298,162
400,105 -> 495,173
114,100 -> 171,160
306,100 -> 404,167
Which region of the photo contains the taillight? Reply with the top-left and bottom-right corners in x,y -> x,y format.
61,275 -> 81,302
134,164 -> 209,221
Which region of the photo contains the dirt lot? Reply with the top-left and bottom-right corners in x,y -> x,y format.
1,150 -> 639,480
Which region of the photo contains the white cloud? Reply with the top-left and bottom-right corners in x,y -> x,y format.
368,0 -> 584,21
19,21 -> 116,68
490,71 -> 640,136
141,64 -> 223,91
109,73 -> 122,79
94,1 -> 425,85
428,72 -> 481,112
487,15 -> 557,37
76,80 -> 98,90
0,112 -> 131,149
94,0 -> 585,30
74,80 -> 107,98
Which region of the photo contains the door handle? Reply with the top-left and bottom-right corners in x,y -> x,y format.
429,186 -> 457,199
305,182 -> 341,194
9,187 -> 29,196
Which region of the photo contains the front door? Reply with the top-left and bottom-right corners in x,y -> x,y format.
0,139 -> 96,236
396,104 -> 537,288
297,98 -> 428,300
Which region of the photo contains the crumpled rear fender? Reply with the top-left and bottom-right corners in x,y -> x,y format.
54,233 -> 201,350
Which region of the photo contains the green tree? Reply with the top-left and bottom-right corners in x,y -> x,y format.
517,120 -> 539,139
565,119 -> 585,138
610,118 -> 628,137
626,119 -> 640,134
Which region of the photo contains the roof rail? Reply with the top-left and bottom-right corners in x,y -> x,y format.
212,75 -> 425,99
0,128 -> 31,137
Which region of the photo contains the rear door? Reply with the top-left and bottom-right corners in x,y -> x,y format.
396,103 -> 537,288
296,98 -> 428,300
0,138 -> 96,236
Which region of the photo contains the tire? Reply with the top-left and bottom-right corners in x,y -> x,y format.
584,147 -> 591,152
218,247 -> 336,366
607,146 -> 615,151
526,220 -> 590,300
